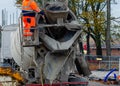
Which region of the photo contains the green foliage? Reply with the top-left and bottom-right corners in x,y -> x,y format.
68,0 -> 107,55
88,0 -> 104,3
70,0 -> 106,38
15,0 -> 22,5
111,23 -> 120,43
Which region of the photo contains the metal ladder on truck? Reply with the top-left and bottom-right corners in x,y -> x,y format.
18,13 -> 42,84
19,12 -> 40,47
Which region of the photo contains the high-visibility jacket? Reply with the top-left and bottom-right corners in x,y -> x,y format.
22,0 -> 40,36
22,0 -> 40,12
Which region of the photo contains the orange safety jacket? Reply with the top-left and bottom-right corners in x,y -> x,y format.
22,0 -> 40,12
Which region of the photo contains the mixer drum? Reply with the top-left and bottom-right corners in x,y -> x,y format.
11,28 -> 35,70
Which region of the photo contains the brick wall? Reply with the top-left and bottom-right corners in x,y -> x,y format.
90,48 -> 120,56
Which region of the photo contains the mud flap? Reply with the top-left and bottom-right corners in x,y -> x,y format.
75,57 -> 91,76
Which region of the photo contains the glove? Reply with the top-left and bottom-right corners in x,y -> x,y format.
39,10 -> 44,15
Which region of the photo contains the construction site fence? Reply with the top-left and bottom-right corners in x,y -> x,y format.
84,55 -> 120,70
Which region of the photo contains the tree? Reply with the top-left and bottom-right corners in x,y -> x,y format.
111,18 -> 120,44
68,0 -> 107,56
15,0 -> 22,5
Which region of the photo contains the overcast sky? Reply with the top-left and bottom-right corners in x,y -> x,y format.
0,0 -> 20,25
0,0 -> 120,25
111,0 -> 120,17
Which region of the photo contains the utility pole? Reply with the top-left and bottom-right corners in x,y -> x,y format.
106,0 -> 111,69
106,0 -> 111,56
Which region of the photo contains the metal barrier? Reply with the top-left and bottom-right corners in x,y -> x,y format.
85,55 -> 120,70
99,61 -> 119,70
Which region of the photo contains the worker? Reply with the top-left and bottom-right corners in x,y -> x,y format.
22,0 -> 44,37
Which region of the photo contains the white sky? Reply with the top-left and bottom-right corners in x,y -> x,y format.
111,0 -> 120,17
0,0 -> 120,25
0,0 -> 20,25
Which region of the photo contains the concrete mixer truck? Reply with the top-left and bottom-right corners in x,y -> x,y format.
1,0 -> 91,85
